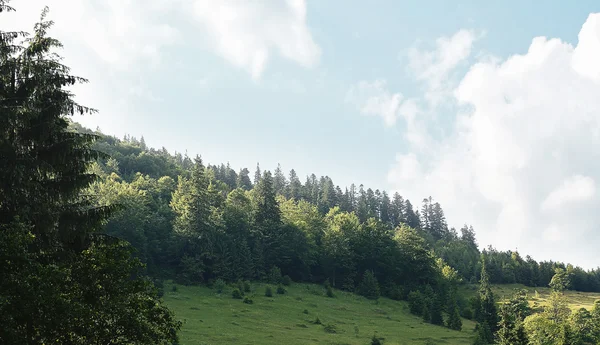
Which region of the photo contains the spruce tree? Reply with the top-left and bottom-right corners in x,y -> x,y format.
430,293 -> 444,325
236,167 -> 252,190
447,297 -> 463,331
273,163 -> 287,195
287,169 -> 302,200
357,270 -> 380,300
474,258 -> 499,344
0,4 -> 180,343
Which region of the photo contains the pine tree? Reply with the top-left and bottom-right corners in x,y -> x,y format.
253,171 -> 282,227
254,163 -> 261,185
273,163 -> 287,195
357,270 -> 380,300
447,297 -> 463,331
404,200 -> 420,229
287,169 -> 302,200
430,293 -> 444,325
357,185 -> 369,222
380,191 -> 391,225
236,167 -> 252,190
0,5 -> 180,343
475,258 -> 499,344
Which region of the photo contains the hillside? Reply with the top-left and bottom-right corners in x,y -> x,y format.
459,284 -> 600,312
163,282 -> 476,345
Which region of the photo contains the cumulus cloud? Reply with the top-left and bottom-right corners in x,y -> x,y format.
1,0 -> 321,134
192,0 -> 321,80
408,29 -> 482,107
345,80 -> 404,126
541,175 -> 596,212
388,13 -> 600,269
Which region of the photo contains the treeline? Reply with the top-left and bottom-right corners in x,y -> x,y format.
75,122 -> 600,295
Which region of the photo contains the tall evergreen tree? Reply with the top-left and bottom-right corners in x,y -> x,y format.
273,163 -> 287,196
236,167 -> 253,190
0,5 -> 180,343
253,163 -> 261,185
380,191 -> 391,225
404,200 -> 420,229
475,258 -> 499,344
287,169 -> 302,200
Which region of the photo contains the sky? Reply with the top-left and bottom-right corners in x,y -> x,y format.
4,0 -> 600,269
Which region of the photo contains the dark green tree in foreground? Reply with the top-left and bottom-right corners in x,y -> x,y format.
497,290 -> 530,345
473,258 -> 499,344
0,3 -> 180,343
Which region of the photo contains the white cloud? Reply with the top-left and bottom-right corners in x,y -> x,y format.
541,175 -> 596,211
408,29 -> 482,107
346,80 -> 403,126
388,13 -> 600,269
192,0 -> 321,80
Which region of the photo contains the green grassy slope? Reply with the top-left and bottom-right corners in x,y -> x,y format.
460,283 -> 600,311
163,282 -> 476,345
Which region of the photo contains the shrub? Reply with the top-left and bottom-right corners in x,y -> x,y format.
461,307 -> 474,320
282,275 -> 292,286
243,280 -> 251,292
171,284 -> 178,292
371,334 -> 382,345
408,291 -> 424,316
446,302 -> 462,331
324,280 -> 335,298
357,270 -> 380,300
265,286 -> 273,297
326,284 -> 335,298
276,285 -> 286,295
430,294 -> 444,326
243,296 -> 253,304
236,280 -> 245,295
386,285 -> 403,301
268,266 -> 282,285
232,288 -> 243,299
303,309 -> 309,314
323,323 -> 337,333
310,316 -> 322,325
213,278 -> 226,293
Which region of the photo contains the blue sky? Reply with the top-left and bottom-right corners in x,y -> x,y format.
4,0 -> 600,269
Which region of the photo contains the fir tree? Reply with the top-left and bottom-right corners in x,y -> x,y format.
357,270 -> 380,300
0,5 -> 181,343
447,297 -> 463,331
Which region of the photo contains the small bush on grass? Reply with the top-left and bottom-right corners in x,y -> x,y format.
243,280 -> 251,292
213,278 -> 226,293
282,275 -> 292,286
232,288 -> 243,299
276,285 -> 286,295
323,323 -> 338,333
324,280 -> 335,298
243,296 -> 253,304
268,266 -> 282,285
371,334 -> 382,345
265,286 -> 273,297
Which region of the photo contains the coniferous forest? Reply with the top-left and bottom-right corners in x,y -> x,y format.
2,2 -> 600,345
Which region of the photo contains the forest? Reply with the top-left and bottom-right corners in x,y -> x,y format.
2,2 -> 600,344
78,121 -> 600,294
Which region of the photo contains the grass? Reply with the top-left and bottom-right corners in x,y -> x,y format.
460,283 -> 600,312
163,282 -> 477,345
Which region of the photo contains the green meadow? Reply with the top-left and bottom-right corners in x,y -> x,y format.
163,282 -> 477,345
